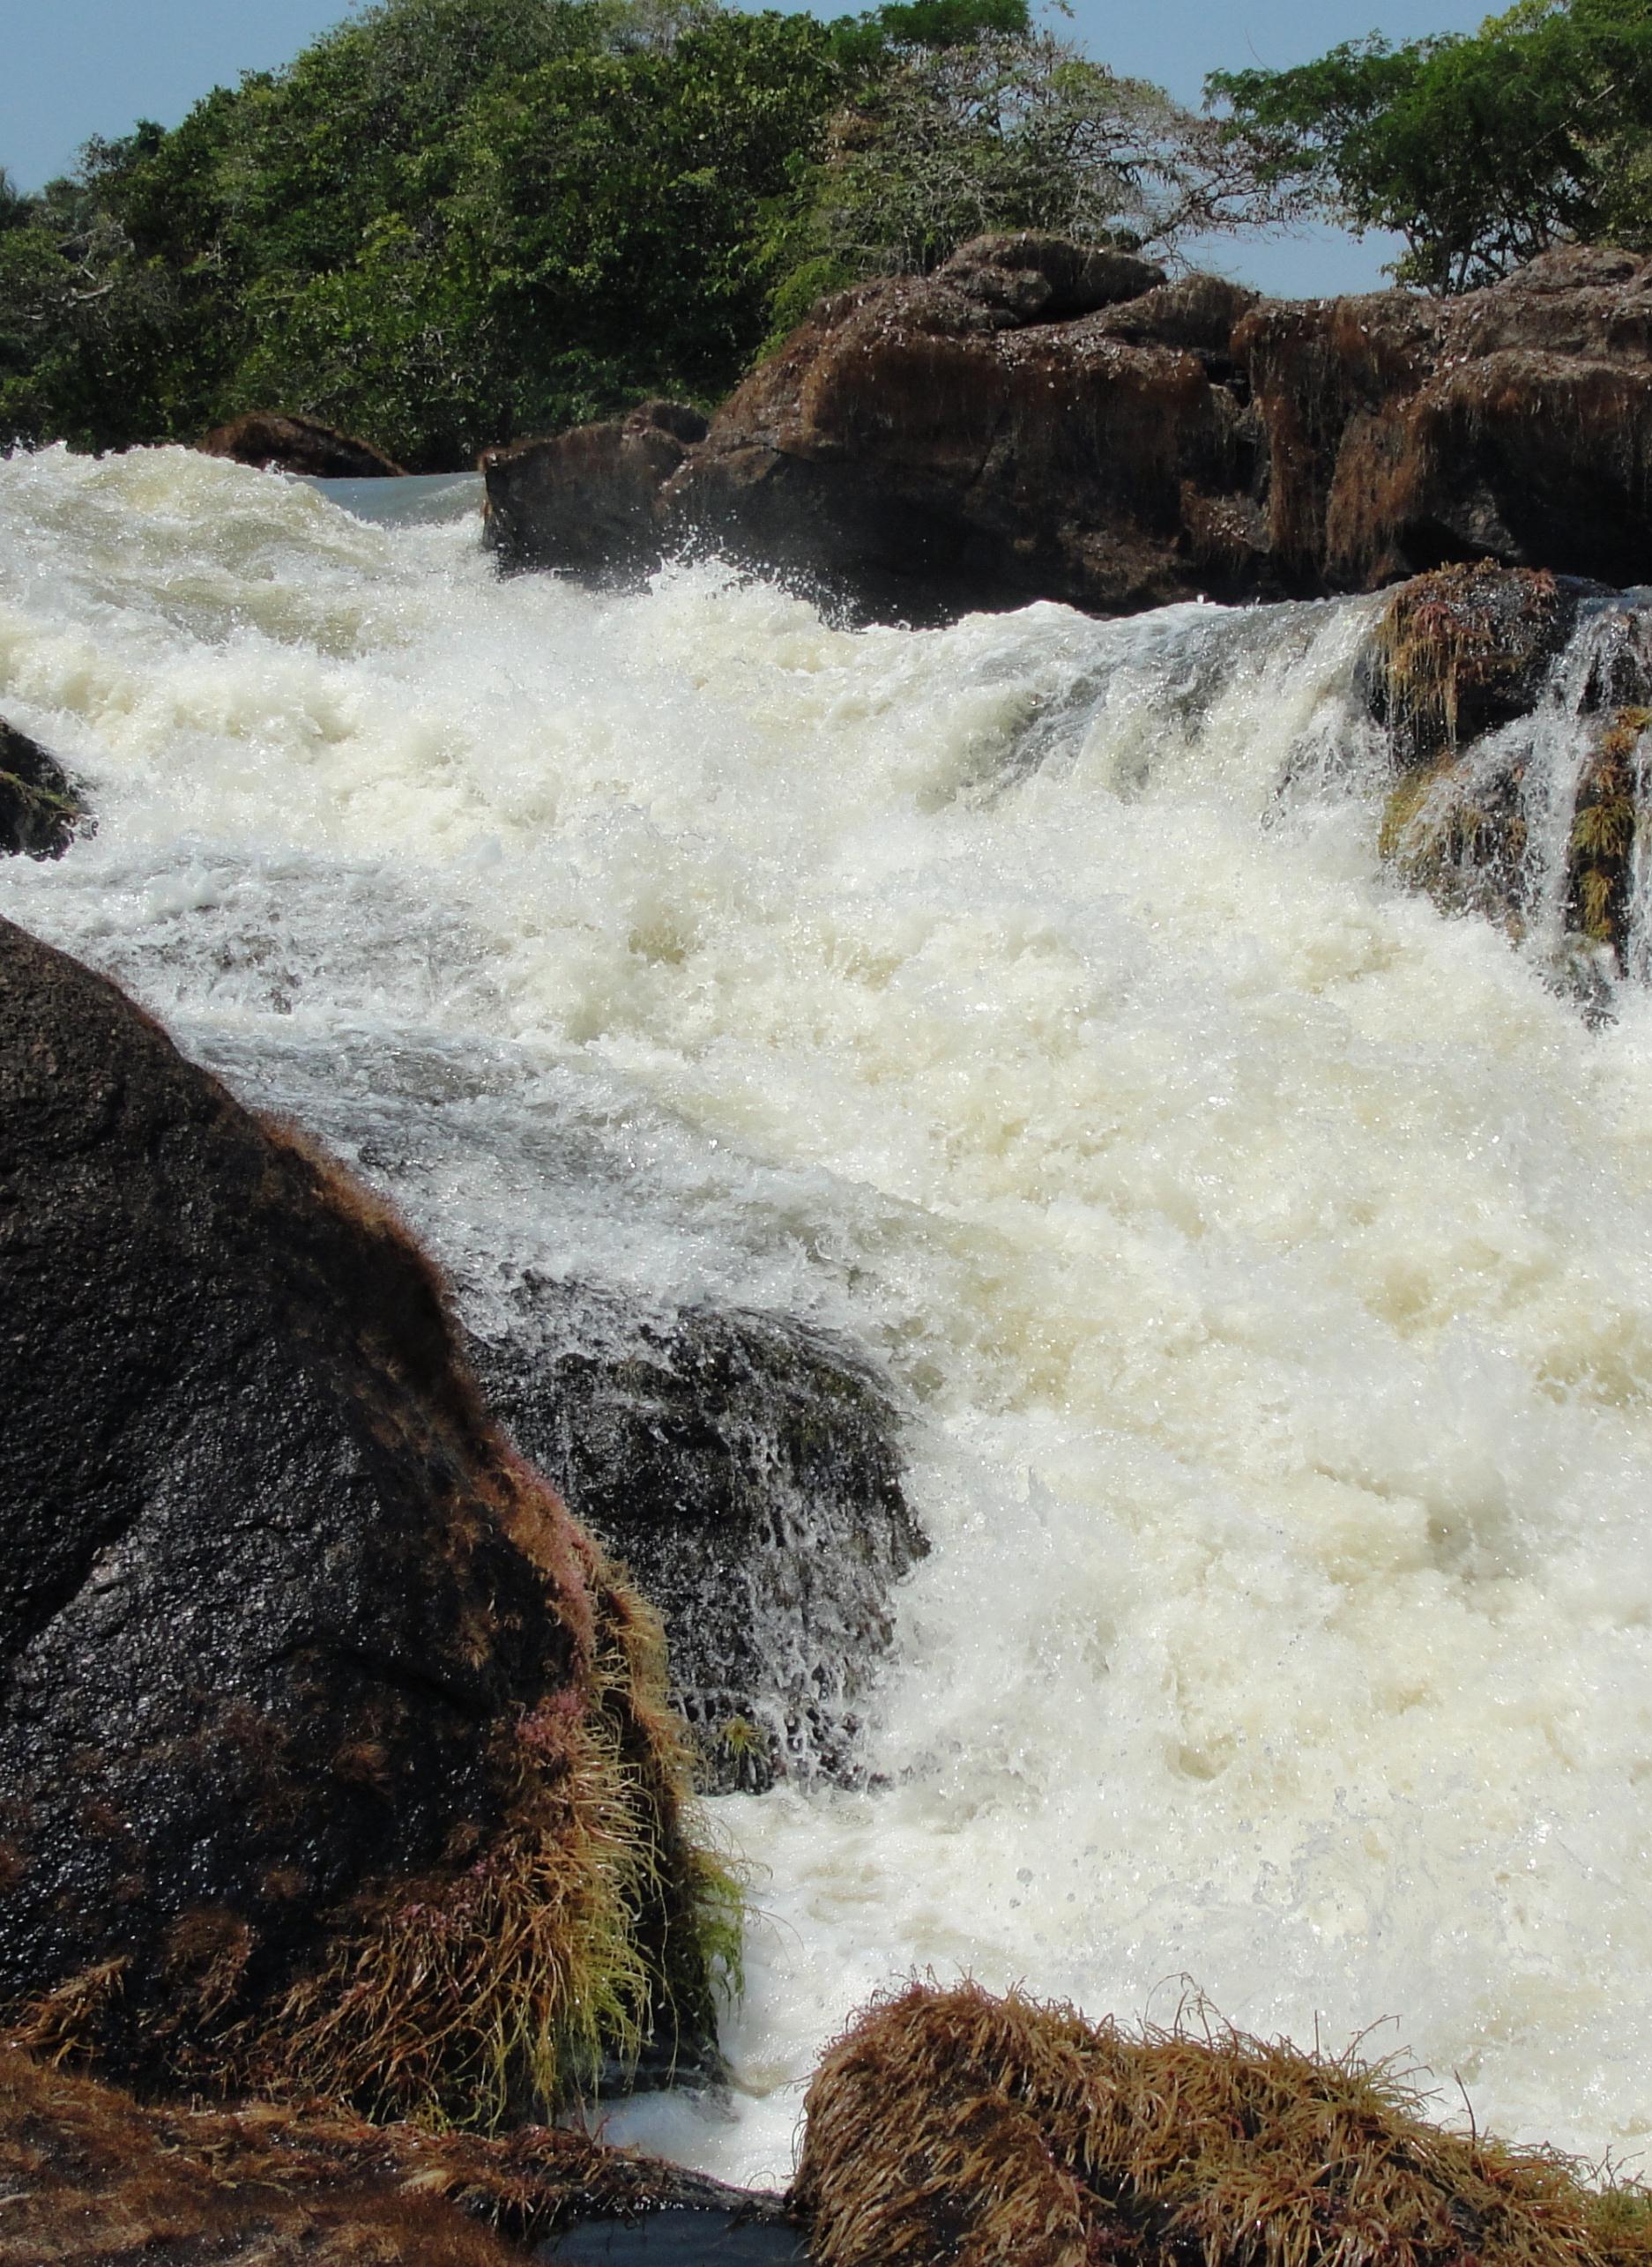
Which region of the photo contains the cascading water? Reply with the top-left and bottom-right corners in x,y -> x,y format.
9,443 -> 1652,2187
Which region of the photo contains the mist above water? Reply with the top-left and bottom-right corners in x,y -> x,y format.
7,444 -> 1652,2186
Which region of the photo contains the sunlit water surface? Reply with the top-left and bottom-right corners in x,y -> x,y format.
7,445 -> 1652,2184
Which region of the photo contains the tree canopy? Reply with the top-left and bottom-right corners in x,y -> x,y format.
0,0 -> 1246,465
1208,0 -> 1652,294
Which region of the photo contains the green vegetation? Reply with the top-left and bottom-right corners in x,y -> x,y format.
1209,0 -> 1652,294
8,0 -> 1647,462
0,0 -> 1246,467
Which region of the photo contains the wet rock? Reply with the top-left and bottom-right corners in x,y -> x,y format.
480,402 -> 708,580
0,917 -> 717,2120
1366,564 -> 1652,977
0,2044 -> 790,2266
487,238 -> 1652,623
0,717 -> 88,859
1239,243 -> 1652,593
197,412 -> 406,476
465,1282 -> 924,1795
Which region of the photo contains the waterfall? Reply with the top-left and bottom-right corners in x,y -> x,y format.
7,444 -> 1652,2187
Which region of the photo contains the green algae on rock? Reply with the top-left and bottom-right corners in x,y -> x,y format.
1367,564 -> 1652,982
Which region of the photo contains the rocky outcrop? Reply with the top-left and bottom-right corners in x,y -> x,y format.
1366,564 -> 1652,986
197,412 -> 406,477
0,718 -> 88,859
482,400 -> 708,576
465,1282 -> 922,1794
0,2045 -> 798,2266
792,1981 -> 1641,2267
0,917 -> 721,2122
483,241 -> 1652,624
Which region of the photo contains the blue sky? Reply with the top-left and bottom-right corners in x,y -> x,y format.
2,0 -> 1493,296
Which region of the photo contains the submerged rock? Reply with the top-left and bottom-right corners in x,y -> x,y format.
0,717 -> 89,859
0,917 -> 720,2120
484,239 -> 1652,624
197,412 -> 406,477
1366,565 -> 1652,980
0,2044 -> 793,2265
466,1281 -> 923,1795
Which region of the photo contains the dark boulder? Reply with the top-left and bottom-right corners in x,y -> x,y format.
484,239 -> 1652,624
0,2044 -> 793,2266
465,1281 -> 924,1795
197,413 -> 406,477
0,917 -> 718,2121
481,402 -> 708,580
0,718 -> 89,860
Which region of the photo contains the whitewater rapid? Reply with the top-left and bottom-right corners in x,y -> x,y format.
7,444 -> 1652,2183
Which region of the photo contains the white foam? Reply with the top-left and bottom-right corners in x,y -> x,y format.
8,444 -> 1652,2182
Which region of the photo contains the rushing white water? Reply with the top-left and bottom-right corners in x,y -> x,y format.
9,443 -> 1652,2186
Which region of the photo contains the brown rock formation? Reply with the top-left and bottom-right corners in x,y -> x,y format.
0,916 -> 722,2122
482,241 -> 1652,624
0,2045 -> 791,2265
1367,565 -> 1652,982
198,413 -> 406,477
482,400 -> 707,576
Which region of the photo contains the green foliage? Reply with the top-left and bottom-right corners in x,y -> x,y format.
0,0 -> 1250,465
781,26 -> 1263,298
1209,0 -> 1652,293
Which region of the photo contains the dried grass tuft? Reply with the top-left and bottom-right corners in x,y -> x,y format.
247,1600 -> 692,2129
1372,563 -> 1562,770
793,1981 -> 1652,2267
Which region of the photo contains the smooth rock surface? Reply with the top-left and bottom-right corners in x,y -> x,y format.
198,412 -> 406,476
466,1282 -> 923,1793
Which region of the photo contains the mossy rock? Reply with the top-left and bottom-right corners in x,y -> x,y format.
1365,563 -> 1594,770
796,1981 -> 1652,2267
0,717 -> 91,859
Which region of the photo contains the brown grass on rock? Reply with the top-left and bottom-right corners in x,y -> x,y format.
0,2042 -> 777,2266
793,1981 -> 1652,2267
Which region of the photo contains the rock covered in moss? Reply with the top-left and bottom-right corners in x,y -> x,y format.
793,1981 -> 1651,2267
0,2044 -> 793,2266
0,718 -> 89,859
1366,565 -> 1652,980
466,1282 -> 922,1794
0,916 -> 718,2122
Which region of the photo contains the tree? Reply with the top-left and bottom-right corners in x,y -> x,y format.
1208,0 -> 1652,294
800,29 -> 1261,278
0,0 -> 1263,461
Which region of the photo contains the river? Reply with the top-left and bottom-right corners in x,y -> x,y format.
5,442 -> 1652,2186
